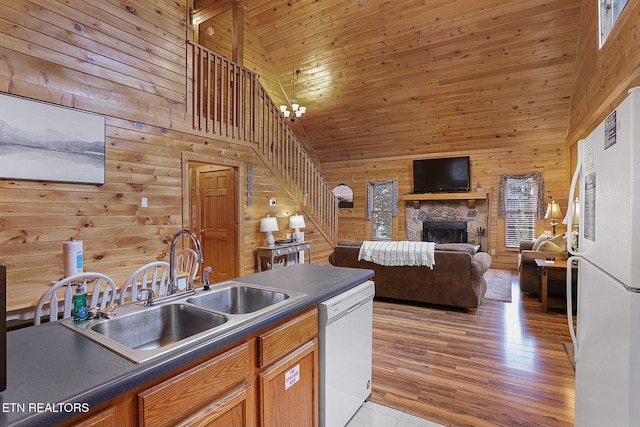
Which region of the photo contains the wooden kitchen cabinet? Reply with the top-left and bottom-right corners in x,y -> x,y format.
259,339 -> 318,427
70,406 -> 118,427
257,308 -> 319,427
175,383 -> 255,427
138,342 -> 252,427
258,307 -> 317,368
61,308 -> 318,427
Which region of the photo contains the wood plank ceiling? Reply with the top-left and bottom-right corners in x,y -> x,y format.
203,0 -> 583,163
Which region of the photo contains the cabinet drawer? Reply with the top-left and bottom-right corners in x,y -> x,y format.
70,406 -> 117,427
138,342 -> 251,427
175,383 -> 255,427
258,308 -> 317,368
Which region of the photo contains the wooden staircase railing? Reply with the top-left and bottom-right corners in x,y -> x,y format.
187,42 -> 338,244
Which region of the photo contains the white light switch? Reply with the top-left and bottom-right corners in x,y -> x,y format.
141,197 -> 148,207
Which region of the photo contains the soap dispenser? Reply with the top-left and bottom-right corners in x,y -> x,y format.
73,282 -> 89,324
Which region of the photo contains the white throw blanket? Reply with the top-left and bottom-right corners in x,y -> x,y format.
358,241 -> 436,269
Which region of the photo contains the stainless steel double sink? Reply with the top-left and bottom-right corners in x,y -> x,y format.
64,282 -> 306,363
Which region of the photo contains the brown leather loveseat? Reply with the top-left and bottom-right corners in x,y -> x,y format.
329,240 -> 492,312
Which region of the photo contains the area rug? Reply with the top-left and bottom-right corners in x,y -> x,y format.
484,269 -> 512,303
562,342 -> 576,371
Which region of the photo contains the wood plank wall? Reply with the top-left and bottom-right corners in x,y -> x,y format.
567,0 -> 640,143
2,0 -> 640,285
195,6 -> 284,109
0,0 -> 332,288
322,146 -> 571,271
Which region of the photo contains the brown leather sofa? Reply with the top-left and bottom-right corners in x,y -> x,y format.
329,240 -> 492,312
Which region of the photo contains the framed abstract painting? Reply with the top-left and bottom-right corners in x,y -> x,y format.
0,93 -> 106,185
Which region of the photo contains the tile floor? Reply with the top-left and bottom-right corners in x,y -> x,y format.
345,401 -> 445,427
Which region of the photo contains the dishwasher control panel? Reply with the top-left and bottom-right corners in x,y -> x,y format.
319,280 -> 375,324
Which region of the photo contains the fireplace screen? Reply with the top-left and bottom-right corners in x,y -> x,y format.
423,221 -> 468,243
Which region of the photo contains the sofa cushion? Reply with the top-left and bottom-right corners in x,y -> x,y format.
434,243 -> 477,255
537,234 -> 566,252
532,232 -> 552,251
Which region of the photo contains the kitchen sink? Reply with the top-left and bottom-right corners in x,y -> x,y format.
65,282 -> 306,364
66,303 -> 231,363
89,304 -> 227,350
186,283 -> 290,314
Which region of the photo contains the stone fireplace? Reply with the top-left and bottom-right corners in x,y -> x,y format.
405,196 -> 488,250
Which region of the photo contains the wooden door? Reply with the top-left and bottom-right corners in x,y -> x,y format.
200,168 -> 237,282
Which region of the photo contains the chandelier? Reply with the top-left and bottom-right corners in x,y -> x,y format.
280,69 -> 307,122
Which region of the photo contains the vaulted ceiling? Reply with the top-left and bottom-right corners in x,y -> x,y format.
195,0 -> 583,163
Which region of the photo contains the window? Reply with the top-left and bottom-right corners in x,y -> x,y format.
367,180 -> 397,240
600,0 -> 630,47
332,184 -> 354,208
499,174 -> 544,247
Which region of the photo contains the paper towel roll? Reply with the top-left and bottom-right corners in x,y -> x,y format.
63,240 -> 83,277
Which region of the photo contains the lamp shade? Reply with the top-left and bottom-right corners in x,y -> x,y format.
260,216 -> 279,232
289,214 -> 306,230
562,197 -> 580,225
544,200 -> 563,220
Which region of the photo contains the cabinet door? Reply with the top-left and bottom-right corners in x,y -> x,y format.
259,339 -> 318,427
175,383 -> 255,427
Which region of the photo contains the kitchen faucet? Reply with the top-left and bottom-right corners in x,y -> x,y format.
138,287 -> 156,307
168,229 -> 204,295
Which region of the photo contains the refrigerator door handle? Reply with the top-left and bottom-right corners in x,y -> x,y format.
566,140 -> 582,258
565,139 -> 583,364
567,255 -> 579,363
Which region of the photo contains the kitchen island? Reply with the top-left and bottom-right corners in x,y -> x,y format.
0,264 -> 374,427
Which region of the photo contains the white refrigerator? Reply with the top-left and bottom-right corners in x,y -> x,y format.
566,87 -> 640,427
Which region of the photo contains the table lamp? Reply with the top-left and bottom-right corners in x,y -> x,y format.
562,197 -> 580,229
289,214 -> 306,242
260,215 -> 279,247
544,200 -> 563,235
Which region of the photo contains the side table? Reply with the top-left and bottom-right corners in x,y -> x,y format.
256,241 -> 312,272
534,258 -> 577,312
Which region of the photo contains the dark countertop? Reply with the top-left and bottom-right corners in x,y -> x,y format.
0,264 -> 374,427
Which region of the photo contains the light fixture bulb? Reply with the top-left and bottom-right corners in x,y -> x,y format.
292,103 -> 299,111
284,110 -> 291,118
298,106 -> 306,114
280,105 -> 288,113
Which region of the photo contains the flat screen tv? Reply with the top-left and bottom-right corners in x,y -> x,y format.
413,156 -> 471,193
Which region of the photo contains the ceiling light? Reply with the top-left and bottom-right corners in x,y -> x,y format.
280,69 -> 307,122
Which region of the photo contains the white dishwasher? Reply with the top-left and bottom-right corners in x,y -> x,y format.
319,280 -> 375,427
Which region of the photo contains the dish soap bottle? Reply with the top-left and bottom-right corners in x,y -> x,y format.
73,282 -> 89,324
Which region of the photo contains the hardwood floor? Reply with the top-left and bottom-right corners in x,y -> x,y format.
370,272 -> 575,427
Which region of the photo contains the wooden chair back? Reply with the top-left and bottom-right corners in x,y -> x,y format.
174,248 -> 199,290
34,272 -> 117,326
119,261 -> 171,305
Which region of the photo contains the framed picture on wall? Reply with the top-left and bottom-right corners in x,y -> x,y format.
0,93 -> 106,185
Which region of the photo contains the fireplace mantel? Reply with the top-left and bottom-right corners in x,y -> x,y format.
402,192 -> 487,201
